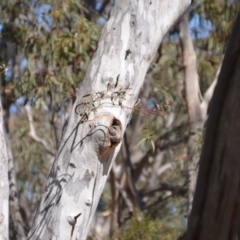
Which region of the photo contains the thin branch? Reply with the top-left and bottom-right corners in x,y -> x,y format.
157,163 -> 172,177
159,137 -> 188,151
123,134 -> 143,210
132,123 -> 187,165
141,183 -> 187,197
117,182 -> 134,214
147,152 -> 164,188
130,74 -> 152,149
200,62 -> 222,120
98,0 -> 110,14
109,166 -> 120,234
143,192 -> 173,210
51,112 -> 59,151
25,105 -> 55,156
133,123 -> 188,181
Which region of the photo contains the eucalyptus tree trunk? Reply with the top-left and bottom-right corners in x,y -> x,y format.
187,11 -> 240,240
179,14 -> 203,214
28,0 -> 191,239
179,14 -> 221,214
0,97 -> 9,240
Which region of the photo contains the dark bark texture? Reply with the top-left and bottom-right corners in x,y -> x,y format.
187,11 -> 240,240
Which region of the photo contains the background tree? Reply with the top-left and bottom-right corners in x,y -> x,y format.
0,0 -> 239,239
187,10 -> 240,240
28,0 -> 191,239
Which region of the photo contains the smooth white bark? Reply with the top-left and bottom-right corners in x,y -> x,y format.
0,98 -> 9,240
29,1 -> 191,239
200,63 -> 221,121
179,14 -> 202,214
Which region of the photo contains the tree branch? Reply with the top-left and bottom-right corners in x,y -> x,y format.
25,105 -> 55,157
179,13 -> 203,213
134,123 -> 188,181
200,62 -> 222,121
109,166 -> 120,234
141,183 -> 187,197
179,14 -> 202,125
123,133 -> 143,209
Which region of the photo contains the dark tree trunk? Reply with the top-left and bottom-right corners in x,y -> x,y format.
187,11 -> 240,240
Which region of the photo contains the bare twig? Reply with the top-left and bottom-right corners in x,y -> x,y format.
157,163 -> 172,177
143,192 -> 172,210
123,134 -> 143,210
117,167 -> 135,226
142,183 -> 187,197
130,74 -> 152,149
98,0 -> 110,14
134,123 -> 188,181
132,123 -> 187,166
116,181 -> 134,225
109,166 -> 120,234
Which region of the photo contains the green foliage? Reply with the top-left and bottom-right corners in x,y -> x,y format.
9,109 -> 53,215
124,2 -> 239,239
112,211 -> 184,240
1,0 -> 100,109
0,2 -> 101,233
194,0 -> 240,93
135,124 -> 156,153
1,0 -> 239,239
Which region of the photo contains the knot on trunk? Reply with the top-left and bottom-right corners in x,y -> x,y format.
90,113 -> 122,159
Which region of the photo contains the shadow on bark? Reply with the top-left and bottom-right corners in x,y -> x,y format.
28,114 -> 122,239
